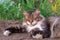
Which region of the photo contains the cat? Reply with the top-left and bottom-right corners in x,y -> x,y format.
3,8 -> 51,39
22,8 -> 51,39
48,16 -> 60,38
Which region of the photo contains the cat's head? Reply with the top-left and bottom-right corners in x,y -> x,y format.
23,8 -> 42,26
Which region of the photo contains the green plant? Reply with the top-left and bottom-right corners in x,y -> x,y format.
0,0 -> 60,20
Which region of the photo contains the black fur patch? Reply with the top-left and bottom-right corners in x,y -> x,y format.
29,28 -> 42,37
5,27 -> 26,33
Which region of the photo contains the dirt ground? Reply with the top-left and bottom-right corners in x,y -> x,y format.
0,20 -> 60,40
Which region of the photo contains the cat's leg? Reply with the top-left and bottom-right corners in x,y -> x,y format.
29,28 -> 43,39
29,29 -> 51,39
3,27 -> 26,36
3,28 -> 11,36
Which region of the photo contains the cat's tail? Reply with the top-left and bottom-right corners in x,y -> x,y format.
3,27 -> 26,36
50,18 -> 59,38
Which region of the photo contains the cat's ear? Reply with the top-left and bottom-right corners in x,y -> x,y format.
23,10 -> 28,16
34,8 -> 40,14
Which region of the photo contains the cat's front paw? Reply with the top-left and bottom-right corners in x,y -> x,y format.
32,34 -> 42,39
3,30 -> 11,36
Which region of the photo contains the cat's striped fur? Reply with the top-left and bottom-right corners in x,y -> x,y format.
3,21 -> 26,36
22,8 -> 51,39
3,8 -> 50,39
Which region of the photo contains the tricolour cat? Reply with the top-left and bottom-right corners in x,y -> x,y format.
3,8 -> 50,39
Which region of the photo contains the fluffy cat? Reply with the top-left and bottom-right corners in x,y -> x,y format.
22,8 -> 51,39
3,8 -> 50,39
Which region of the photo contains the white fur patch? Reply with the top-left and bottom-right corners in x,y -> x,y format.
32,20 -> 37,25
26,21 -> 44,32
32,34 -> 42,39
3,30 -> 11,36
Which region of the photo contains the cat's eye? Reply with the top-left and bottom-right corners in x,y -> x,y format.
27,21 -> 31,25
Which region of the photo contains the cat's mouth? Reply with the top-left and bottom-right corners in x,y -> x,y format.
26,21 -> 37,26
